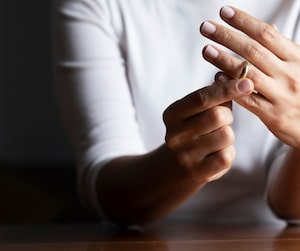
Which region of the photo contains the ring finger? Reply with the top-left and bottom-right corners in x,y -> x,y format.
202,44 -> 276,101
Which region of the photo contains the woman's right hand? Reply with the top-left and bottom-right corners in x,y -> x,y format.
163,75 -> 253,183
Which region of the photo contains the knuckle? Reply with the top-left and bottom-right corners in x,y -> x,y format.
218,125 -> 235,144
295,45 -> 300,61
249,71 -> 265,89
165,132 -> 179,150
214,147 -> 235,167
269,112 -> 287,131
209,108 -> 222,125
219,28 -> 233,45
245,43 -> 265,61
209,107 -> 232,126
195,89 -> 209,108
176,150 -> 193,170
193,146 -> 235,183
287,77 -> 300,94
245,95 -> 261,109
259,24 -> 278,42
165,134 -> 195,170
219,85 -> 232,99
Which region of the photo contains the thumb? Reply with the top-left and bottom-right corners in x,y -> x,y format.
215,72 -> 254,96
236,78 -> 254,95
215,77 -> 254,110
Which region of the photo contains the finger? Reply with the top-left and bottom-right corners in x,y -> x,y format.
192,145 -> 236,183
168,105 -> 233,146
213,71 -> 275,120
220,6 -> 300,61
203,45 -> 246,78
163,78 -> 254,124
200,20 -> 283,77
234,91 -> 273,124
203,44 -> 276,101
174,125 -> 235,169
213,69 -> 275,123
182,105 -> 233,138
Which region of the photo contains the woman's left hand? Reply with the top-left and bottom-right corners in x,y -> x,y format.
200,5 -> 300,150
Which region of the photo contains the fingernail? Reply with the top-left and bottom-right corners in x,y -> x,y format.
201,21 -> 216,35
221,6 -> 235,19
204,45 -> 219,59
237,79 -> 253,94
216,72 -> 230,83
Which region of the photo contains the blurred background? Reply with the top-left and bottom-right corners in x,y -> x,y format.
0,0 -> 96,224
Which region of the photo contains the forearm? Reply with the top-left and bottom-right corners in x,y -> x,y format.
96,144 -> 204,226
267,148 -> 300,220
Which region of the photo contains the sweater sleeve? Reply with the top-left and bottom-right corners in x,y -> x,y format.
53,0 -> 146,216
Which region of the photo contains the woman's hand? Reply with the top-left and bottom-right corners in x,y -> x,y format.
163,77 -> 253,183
200,6 -> 300,151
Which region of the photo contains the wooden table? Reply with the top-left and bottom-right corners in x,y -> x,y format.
1,221 -> 300,250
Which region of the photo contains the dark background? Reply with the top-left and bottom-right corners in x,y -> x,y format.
0,1 -> 96,223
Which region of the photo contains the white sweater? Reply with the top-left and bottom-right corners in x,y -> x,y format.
54,0 -> 300,225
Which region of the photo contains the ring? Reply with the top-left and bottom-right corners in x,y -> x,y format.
239,61 -> 249,79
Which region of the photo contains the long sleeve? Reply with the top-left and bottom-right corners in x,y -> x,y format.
53,0 -> 146,213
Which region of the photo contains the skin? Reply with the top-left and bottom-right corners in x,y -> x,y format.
200,6 -> 300,220
96,6 -> 300,226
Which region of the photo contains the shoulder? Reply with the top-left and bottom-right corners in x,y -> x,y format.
54,0 -> 145,18
54,0 -> 113,20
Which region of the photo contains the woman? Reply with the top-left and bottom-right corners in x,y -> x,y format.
53,0 -> 300,226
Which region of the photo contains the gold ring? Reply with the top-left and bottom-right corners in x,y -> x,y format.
239,61 -> 249,79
